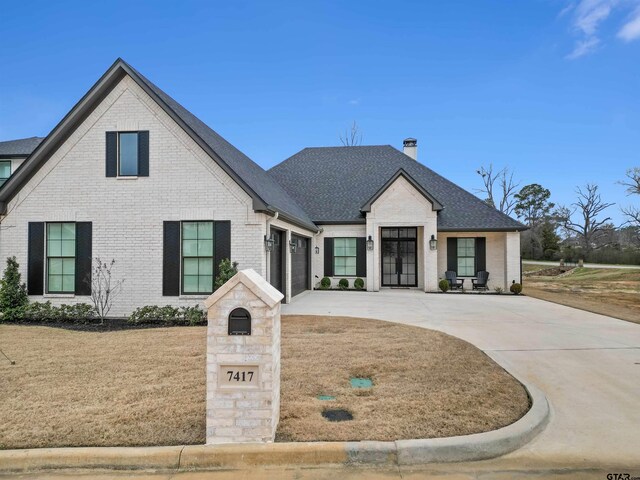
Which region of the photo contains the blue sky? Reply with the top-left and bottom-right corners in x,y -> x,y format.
1,0 -> 639,224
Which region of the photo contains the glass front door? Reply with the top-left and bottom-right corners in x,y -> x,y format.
381,228 -> 417,287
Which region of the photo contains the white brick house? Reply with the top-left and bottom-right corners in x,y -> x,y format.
0,59 -> 525,316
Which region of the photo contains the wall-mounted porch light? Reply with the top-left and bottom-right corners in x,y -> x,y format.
429,234 -> 438,251
366,235 -> 374,251
315,246 -> 320,254
264,234 -> 275,252
289,240 -> 297,254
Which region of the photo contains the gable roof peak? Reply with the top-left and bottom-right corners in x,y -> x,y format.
0,59 -> 317,231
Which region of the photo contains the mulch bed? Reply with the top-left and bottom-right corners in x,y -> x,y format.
3,318 -> 200,332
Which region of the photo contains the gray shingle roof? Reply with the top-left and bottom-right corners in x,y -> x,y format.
0,137 -> 44,156
268,145 -> 526,231
124,62 -> 316,231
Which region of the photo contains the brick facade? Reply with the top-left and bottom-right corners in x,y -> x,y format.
0,76 -> 272,316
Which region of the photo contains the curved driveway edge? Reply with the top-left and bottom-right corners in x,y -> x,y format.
393,382 -> 550,465
0,380 -> 549,473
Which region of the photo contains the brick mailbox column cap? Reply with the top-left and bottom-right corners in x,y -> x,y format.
204,268 -> 284,309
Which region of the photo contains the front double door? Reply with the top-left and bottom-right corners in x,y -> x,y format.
381,227 -> 418,287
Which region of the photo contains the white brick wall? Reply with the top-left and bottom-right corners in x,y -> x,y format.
312,224 -> 367,289
310,177 -> 522,293
366,175 -> 438,291
437,231 -> 521,291
0,76 -> 268,316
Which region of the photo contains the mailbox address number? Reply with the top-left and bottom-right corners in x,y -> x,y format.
227,370 -> 254,382
218,364 -> 259,388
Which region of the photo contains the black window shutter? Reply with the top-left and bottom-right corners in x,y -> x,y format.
475,237 -> 487,274
27,222 -> 45,295
163,221 -> 181,296
324,238 -> 334,277
356,237 -> 367,277
214,221 -> 231,286
74,222 -> 92,295
447,237 -> 457,273
137,131 -> 149,177
106,132 -> 117,177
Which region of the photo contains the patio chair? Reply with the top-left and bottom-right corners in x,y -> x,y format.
472,270 -> 490,291
445,270 -> 464,290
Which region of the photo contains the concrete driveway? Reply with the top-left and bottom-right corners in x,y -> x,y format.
284,290 -> 640,467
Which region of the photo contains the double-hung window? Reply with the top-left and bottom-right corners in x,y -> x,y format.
182,221 -> 214,294
333,238 -> 357,276
47,223 -> 76,293
456,238 -> 476,277
0,161 -> 11,187
118,132 -> 139,176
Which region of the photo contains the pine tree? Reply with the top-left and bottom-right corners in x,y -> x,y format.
0,257 -> 28,321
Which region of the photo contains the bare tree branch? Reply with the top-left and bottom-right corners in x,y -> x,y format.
339,121 -> 363,146
89,258 -> 125,324
618,167 -> 640,235
475,164 -> 519,216
617,167 -> 640,196
558,184 -> 615,255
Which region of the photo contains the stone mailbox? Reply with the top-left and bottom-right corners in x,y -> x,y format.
203,269 -> 283,444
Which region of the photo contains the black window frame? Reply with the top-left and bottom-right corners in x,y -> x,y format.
0,160 -> 11,187
117,131 -> 140,177
456,237 -> 476,277
45,222 -> 76,294
180,220 -> 216,295
333,237 -> 358,277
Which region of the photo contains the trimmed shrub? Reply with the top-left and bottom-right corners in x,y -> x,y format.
338,278 -> 349,290
17,302 -> 96,323
510,282 -> 523,295
320,277 -> 331,289
215,259 -> 239,290
0,257 -> 28,322
438,279 -> 450,293
354,278 -> 365,290
181,306 -> 207,326
128,305 -> 206,326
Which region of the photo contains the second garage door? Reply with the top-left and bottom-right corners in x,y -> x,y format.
290,234 -> 309,297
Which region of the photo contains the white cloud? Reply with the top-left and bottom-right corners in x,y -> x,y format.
572,0 -> 616,35
562,0 -> 640,59
566,36 -> 601,58
558,2 -> 577,18
618,6 -> 640,40
348,99 -> 360,106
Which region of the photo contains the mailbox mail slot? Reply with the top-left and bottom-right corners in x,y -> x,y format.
228,308 -> 251,335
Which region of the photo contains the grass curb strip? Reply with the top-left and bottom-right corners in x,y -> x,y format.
0,381 -> 549,473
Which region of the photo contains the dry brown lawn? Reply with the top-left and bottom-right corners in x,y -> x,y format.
523,267 -> 640,324
277,316 -> 529,442
0,316 -> 530,449
0,325 -> 206,449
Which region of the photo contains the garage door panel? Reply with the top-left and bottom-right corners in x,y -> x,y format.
291,234 -> 309,297
269,229 -> 284,295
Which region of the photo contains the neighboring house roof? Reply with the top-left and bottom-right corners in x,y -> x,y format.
0,59 -> 316,231
0,137 -> 44,157
268,145 -> 526,231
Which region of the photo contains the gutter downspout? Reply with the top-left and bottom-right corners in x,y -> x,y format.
265,211 -> 279,282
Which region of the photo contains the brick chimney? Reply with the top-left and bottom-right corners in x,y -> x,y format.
403,138 -> 417,160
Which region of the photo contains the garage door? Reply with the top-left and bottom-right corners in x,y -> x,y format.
291,234 -> 309,297
269,229 -> 285,296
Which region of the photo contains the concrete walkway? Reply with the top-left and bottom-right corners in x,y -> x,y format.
284,290 -> 640,467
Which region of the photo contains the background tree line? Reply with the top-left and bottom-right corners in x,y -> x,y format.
475,165 -> 640,265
